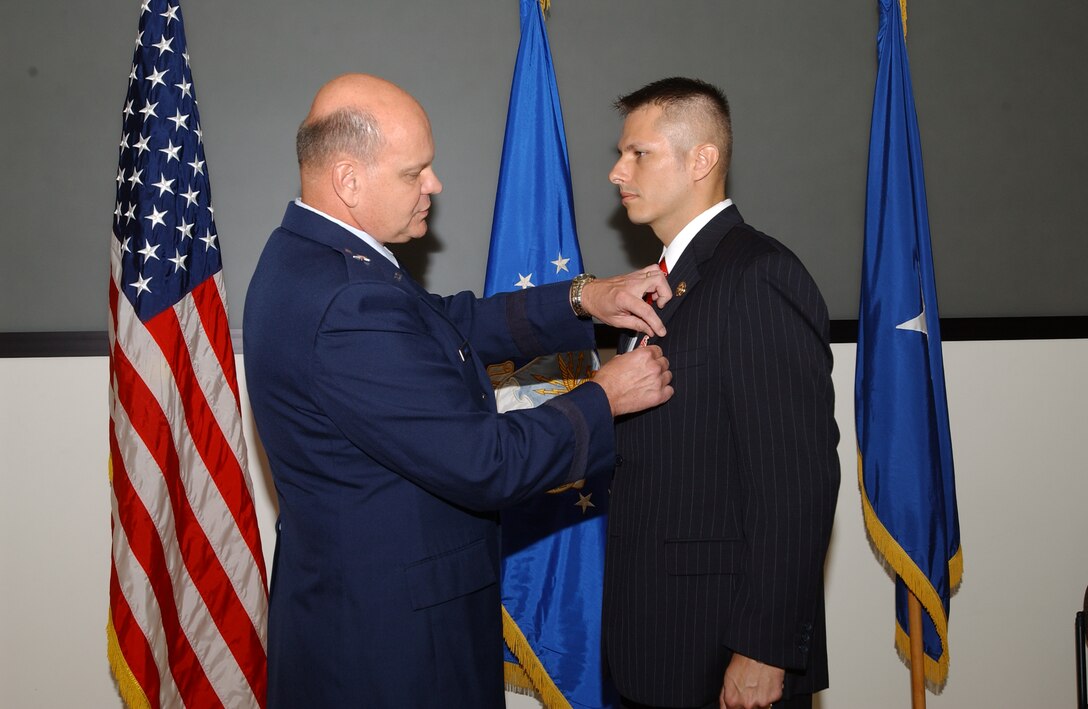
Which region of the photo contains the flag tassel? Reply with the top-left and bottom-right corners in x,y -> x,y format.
857,452 -> 962,687
107,611 -> 152,709
502,605 -> 572,709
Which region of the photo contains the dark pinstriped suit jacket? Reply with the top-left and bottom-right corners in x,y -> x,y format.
603,205 -> 840,707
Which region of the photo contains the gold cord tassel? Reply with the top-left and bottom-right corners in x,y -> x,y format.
502,604 -> 572,708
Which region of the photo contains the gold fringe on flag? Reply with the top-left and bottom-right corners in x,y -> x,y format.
858,452 -> 963,688
539,0 -> 551,14
107,456 -> 152,709
502,604 -> 572,709
899,0 -> 908,38
107,610 -> 152,709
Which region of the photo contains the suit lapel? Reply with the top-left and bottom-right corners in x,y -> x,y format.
642,205 -> 744,347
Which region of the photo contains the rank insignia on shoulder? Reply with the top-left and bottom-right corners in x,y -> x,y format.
343,248 -> 371,264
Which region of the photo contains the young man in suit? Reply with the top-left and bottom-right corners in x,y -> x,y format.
602,77 -> 840,709
244,73 -> 676,708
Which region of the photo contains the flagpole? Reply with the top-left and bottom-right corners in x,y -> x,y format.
908,591 -> 926,709
900,10 -> 923,705
900,9 -> 922,707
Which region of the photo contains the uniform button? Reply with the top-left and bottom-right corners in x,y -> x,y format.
615,455 -> 624,466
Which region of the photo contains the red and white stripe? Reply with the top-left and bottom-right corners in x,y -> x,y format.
107,237 -> 268,708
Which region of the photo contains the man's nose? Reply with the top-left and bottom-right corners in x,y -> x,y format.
608,158 -> 626,185
426,170 -> 442,195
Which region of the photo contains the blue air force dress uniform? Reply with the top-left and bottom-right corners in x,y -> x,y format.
244,202 -> 615,708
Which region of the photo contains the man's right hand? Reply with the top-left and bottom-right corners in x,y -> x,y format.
578,267 -> 672,337
593,345 -> 673,417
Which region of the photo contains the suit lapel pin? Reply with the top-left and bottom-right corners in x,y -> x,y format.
393,271 -> 403,281
675,281 -> 687,297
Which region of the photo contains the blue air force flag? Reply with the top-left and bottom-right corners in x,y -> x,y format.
485,1 -> 615,707
855,0 -> 963,688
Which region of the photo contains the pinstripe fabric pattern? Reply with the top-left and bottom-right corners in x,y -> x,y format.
604,206 -> 840,707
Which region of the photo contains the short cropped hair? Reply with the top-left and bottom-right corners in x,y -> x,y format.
615,77 -> 732,171
296,107 -> 384,170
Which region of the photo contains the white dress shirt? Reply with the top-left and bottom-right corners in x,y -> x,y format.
659,198 -> 732,273
621,199 -> 734,352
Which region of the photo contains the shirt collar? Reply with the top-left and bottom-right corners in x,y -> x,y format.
294,198 -> 400,268
660,199 -> 733,273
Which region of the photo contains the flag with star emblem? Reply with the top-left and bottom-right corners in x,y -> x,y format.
489,2 -> 617,704
107,2 -> 268,707
485,1 -> 615,707
856,0 -> 962,689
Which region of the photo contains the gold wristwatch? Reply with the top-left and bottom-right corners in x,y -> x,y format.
569,273 -> 596,318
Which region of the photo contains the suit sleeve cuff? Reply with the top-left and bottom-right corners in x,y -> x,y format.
507,281 -> 595,358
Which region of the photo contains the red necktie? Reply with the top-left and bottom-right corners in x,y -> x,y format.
645,257 -> 668,305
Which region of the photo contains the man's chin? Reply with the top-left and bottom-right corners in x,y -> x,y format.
622,208 -> 650,226
390,228 -> 427,244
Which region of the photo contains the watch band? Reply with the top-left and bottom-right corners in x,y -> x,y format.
569,273 -> 596,318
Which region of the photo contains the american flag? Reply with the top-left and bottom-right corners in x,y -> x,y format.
107,1 -> 268,707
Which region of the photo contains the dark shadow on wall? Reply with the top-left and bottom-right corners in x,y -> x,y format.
608,205 -> 660,270
395,224 -> 445,290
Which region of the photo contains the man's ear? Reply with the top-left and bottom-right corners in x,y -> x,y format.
691,143 -> 721,183
331,160 -> 359,208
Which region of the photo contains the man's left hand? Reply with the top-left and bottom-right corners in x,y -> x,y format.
579,266 -> 672,337
719,653 -> 785,709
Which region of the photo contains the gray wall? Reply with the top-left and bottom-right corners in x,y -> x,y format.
3,1 -> 1086,331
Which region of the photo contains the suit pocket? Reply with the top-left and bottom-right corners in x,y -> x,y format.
404,538 -> 497,610
664,538 -> 744,576
666,346 -> 708,371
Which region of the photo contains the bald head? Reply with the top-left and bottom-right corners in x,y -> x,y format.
308,73 -> 409,117
297,74 -> 427,177
296,74 -> 442,243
